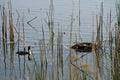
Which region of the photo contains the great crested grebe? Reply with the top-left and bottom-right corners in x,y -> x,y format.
16,46 -> 32,60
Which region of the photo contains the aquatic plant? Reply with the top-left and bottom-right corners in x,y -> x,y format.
0,0 -> 119,80
113,1 -> 120,79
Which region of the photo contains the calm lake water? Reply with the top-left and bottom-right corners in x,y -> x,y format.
0,0 -> 116,80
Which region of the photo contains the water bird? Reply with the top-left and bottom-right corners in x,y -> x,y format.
16,46 -> 32,60
71,42 -> 93,52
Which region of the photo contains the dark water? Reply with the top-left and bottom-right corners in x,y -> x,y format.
0,0 -> 116,80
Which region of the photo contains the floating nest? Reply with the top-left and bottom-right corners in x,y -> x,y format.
71,42 -> 94,52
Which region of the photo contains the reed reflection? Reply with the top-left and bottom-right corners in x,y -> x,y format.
2,6 -> 8,76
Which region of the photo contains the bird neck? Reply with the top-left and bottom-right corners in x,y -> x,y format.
28,49 -> 32,55
28,49 -> 32,60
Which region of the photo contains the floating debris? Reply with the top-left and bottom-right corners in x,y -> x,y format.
71,42 -> 93,52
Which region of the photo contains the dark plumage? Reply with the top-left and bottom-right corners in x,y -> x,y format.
71,42 -> 93,52
16,46 -> 31,55
16,46 -> 32,60
16,51 -> 29,55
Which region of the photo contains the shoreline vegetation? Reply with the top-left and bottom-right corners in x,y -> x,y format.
0,0 -> 119,80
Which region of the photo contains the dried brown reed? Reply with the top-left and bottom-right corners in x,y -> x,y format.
46,0 -> 55,80
57,28 -> 64,80
39,26 -> 47,80
8,0 -> 15,69
78,0 -> 82,42
2,6 -> 7,54
94,2 -> 105,80
113,0 -> 120,79
8,0 -> 14,44
1,5 -> 8,76
1,0 -> 119,80
69,2 -> 74,80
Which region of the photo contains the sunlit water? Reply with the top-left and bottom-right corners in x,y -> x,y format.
0,0 -> 116,80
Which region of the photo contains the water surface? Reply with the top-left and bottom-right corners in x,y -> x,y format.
0,0 -> 116,80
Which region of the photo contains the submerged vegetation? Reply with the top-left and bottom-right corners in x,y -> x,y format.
0,0 -> 119,80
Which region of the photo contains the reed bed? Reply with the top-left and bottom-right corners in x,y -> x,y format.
0,0 -> 119,80
113,0 -> 120,79
38,27 -> 48,80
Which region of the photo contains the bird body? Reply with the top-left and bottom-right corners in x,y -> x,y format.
16,46 -> 32,60
16,51 -> 29,55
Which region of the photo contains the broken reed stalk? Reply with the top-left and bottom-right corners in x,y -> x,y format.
27,16 -> 38,31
